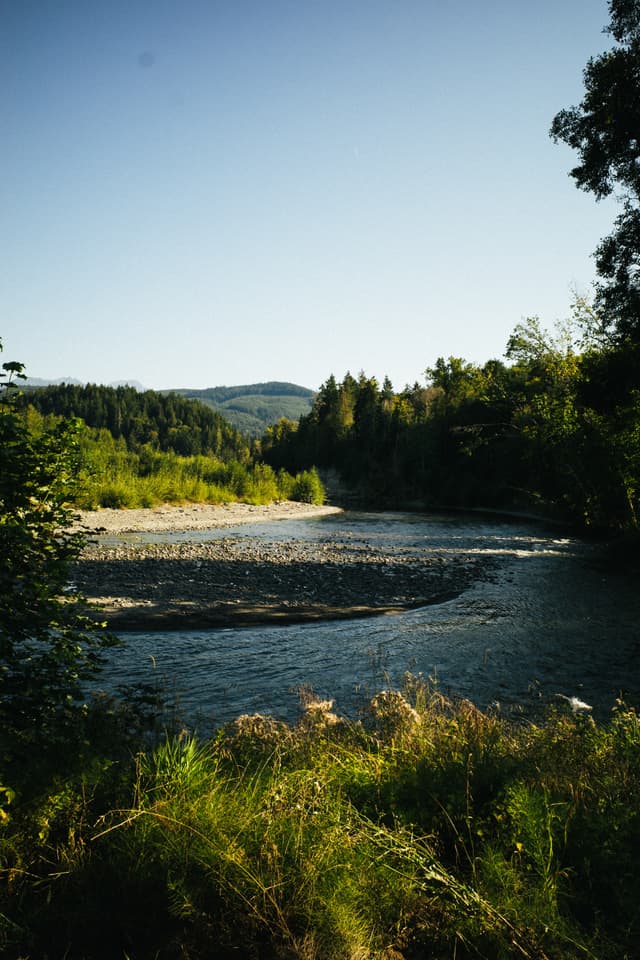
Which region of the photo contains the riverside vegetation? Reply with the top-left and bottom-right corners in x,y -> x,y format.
261,306 -> 640,532
3,681 -> 640,960
4,3 -> 640,954
19,388 -> 325,510
3,344 -> 640,959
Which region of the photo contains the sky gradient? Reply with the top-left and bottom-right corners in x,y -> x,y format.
2,0 -> 619,391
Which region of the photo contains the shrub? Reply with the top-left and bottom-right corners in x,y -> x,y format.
98,482 -> 135,508
245,463 -> 280,504
291,467 -> 325,504
0,346 -> 118,762
3,689 -> 640,958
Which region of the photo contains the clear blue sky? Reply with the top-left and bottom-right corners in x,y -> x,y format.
1,0 -> 619,391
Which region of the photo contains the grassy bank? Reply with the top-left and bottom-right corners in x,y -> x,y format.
21,406 -> 326,509
76,435 -> 325,509
2,681 -> 639,959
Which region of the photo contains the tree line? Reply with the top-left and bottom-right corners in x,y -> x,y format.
22,382 -> 251,460
262,307 -> 640,531
8,0 -> 640,531
173,380 -> 315,403
3,4 -> 640,955
261,3 -> 640,535
19,384 -> 325,509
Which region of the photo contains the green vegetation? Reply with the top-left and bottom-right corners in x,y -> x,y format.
3,4 -> 640,956
0,345 -> 118,775
73,427 -> 324,509
2,683 -> 639,959
168,382 -> 315,437
262,308 -> 640,530
550,2 -> 640,342
262,0 -> 640,534
22,382 -> 251,459
21,389 -> 325,509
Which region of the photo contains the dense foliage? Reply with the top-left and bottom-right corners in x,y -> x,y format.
70,424 -> 325,509
22,383 -> 251,460
2,686 -> 639,959
262,311 -> 640,530
239,0 -> 638,530
0,344 -> 117,774
551,0 -> 640,342
170,381 -> 315,437
20,386 -> 326,508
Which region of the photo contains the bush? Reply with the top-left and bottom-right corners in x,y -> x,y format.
0,342 -> 118,770
245,462 -> 280,504
291,467 -> 325,504
98,482 -> 135,508
2,683 -> 640,958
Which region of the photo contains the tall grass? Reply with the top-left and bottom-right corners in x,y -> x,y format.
2,684 -> 639,958
74,429 -> 325,509
20,405 -> 326,509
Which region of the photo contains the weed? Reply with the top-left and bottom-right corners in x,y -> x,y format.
2,691 -> 639,958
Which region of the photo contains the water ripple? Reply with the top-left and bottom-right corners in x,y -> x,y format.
94,511 -> 640,728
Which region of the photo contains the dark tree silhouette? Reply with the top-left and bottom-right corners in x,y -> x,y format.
551,0 -> 640,340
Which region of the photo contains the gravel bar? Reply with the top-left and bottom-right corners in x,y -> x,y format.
73,522 -> 494,630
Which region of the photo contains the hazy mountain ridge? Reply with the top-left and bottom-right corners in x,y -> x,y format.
23,376 -> 146,390
23,376 -> 86,387
168,382 -> 315,436
22,378 -> 316,437
172,382 -> 315,403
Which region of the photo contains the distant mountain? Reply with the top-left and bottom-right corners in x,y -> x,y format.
23,377 -> 146,390
109,379 -> 146,391
23,376 -> 85,387
21,377 -> 315,437
169,382 -> 315,436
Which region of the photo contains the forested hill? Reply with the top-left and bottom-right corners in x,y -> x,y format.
261,321 -> 640,532
169,382 -> 315,436
21,383 -> 250,460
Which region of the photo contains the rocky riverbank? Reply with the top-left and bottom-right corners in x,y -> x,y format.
72,502 -> 494,629
72,500 -> 343,535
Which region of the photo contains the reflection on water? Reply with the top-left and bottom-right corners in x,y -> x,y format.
96,511 -> 640,731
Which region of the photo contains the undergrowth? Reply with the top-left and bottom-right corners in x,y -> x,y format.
1,681 -> 639,959
76,441 -> 325,509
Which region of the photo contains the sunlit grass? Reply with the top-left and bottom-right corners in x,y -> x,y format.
74,436 -> 325,508
2,683 -> 639,958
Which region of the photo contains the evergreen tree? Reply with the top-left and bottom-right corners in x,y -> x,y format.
22,383 -> 250,461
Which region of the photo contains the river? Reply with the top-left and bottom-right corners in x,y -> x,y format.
96,510 -> 640,732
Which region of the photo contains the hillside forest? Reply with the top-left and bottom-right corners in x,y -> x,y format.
19,382 -> 325,509
19,297 -> 640,533
170,381 -> 315,436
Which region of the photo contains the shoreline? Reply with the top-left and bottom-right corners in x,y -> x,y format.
72,500 -> 343,535
72,501 -> 492,631
83,596 -> 462,631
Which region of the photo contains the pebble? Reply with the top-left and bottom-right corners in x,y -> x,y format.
73,533 -> 493,624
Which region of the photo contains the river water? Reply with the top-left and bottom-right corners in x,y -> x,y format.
97,511 -> 640,731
